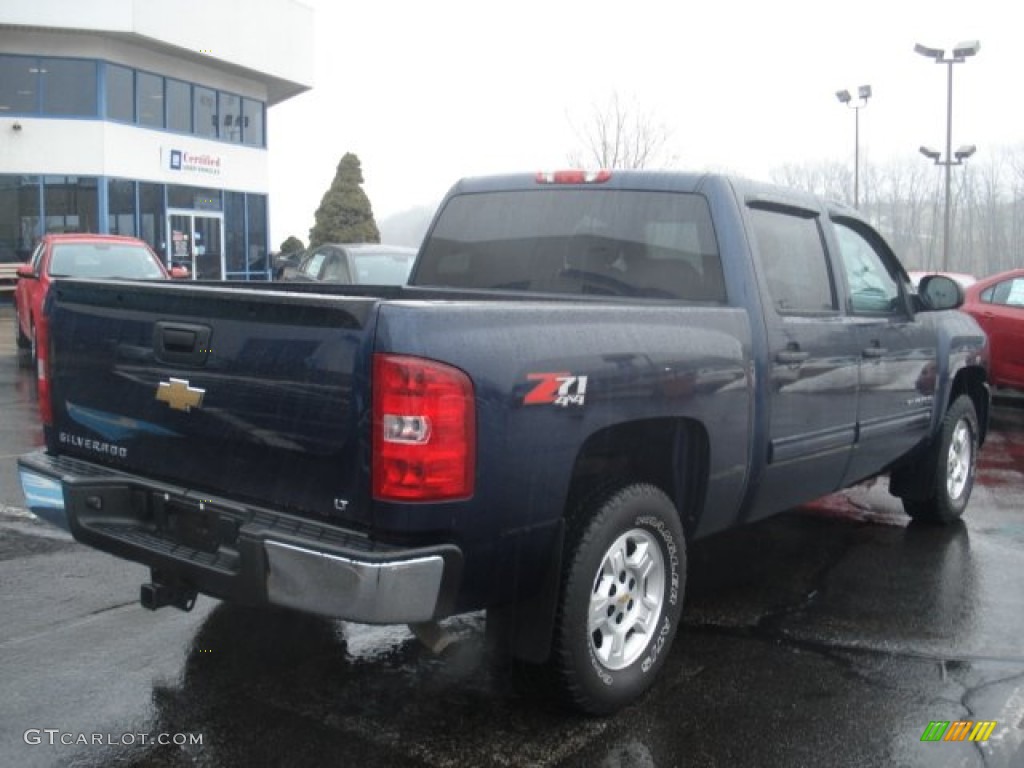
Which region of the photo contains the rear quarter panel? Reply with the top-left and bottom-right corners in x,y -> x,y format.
373,299 -> 754,608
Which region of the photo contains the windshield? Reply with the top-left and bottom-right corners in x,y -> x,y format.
48,243 -> 165,279
352,251 -> 415,285
414,189 -> 725,301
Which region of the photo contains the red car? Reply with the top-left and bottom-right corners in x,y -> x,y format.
14,234 -> 182,370
961,268 -> 1024,391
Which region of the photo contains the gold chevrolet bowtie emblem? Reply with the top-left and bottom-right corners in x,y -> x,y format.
156,378 -> 205,412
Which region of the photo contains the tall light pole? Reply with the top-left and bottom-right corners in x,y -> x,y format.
915,40 -> 980,271
835,85 -> 871,208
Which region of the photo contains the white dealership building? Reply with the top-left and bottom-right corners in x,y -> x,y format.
0,0 -> 313,281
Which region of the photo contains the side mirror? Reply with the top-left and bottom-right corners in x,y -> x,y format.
919,274 -> 964,311
16,263 -> 37,280
170,266 -> 190,279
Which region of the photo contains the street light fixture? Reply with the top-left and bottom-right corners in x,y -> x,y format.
835,84 -> 871,208
954,144 -> 977,162
915,40 -> 980,270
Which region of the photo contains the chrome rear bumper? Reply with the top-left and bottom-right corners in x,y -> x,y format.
18,451 -> 460,624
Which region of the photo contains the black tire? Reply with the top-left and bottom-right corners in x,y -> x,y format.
14,304 -> 30,349
902,395 -> 979,524
29,320 -> 37,367
552,483 -> 686,715
17,319 -> 34,369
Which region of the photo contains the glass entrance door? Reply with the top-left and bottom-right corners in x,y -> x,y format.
168,214 -> 193,276
167,210 -> 224,280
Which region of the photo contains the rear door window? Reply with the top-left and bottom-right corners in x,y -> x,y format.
747,206 -> 836,314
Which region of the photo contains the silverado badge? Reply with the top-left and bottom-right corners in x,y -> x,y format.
156,378 -> 206,412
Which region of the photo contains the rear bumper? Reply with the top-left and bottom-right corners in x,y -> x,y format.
17,451 -> 462,624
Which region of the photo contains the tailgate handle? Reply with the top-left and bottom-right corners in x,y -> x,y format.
154,322 -> 212,365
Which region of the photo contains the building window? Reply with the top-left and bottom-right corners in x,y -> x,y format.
44,176 -> 98,234
246,193 -> 268,276
139,182 -> 165,257
0,56 -> 38,113
108,179 -> 137,236
136,71 -> 164,128
219,92 -> 242,143
166,78 -> 192,133
0,57 -> 267,145
168,185 -> 221,211
224,191 -> 246,273
106,63 -> 134,122
242,98 -> 264,147
42,58 -> 97,116
194,86 -> 217,139
0,175 -> 42,262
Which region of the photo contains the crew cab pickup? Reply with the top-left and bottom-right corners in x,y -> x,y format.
18,171 -> 989,714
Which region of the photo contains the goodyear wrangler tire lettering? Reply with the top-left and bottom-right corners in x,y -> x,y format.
553,483 -> 687,715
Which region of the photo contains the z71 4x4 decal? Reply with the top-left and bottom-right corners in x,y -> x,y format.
524,372 -> 589,408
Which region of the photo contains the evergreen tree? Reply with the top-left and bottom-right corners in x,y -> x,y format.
279,235 -> 304,253
309,153 -> 380,246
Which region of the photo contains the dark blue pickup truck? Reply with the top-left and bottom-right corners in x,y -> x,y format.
18,170 -> 989,713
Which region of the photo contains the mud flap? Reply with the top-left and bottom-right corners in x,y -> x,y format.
488,522 -> 564,664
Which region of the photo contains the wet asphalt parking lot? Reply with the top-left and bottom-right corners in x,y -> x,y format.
1,300 -> 1023,768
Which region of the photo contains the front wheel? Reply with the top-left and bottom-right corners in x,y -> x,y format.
903,395 -> 979,524
29,320 -> 37,367
14,304 -> 30,349
553,483 -> 686,715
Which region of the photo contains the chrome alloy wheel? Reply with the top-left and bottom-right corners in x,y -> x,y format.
589,528 -> 665,671
946,418 -> 974,501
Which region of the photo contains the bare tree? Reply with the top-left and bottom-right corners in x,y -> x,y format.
1005,144 -> 1024,273
768,146 -> 1024,277
770,160 -> 851,203
566,92 -> 675,169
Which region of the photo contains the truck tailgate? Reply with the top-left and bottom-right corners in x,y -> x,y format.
46,280 -> 378,528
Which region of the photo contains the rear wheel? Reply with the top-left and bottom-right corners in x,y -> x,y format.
552,483 -> 686,715
902,395 -> 978,524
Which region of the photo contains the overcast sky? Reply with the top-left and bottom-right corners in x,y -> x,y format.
266,0 -> 1022,248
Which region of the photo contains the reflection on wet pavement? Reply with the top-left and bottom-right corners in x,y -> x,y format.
2,304 -> 1024,768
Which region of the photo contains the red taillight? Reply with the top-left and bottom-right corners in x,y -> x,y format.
372,354 -> 475,501
535,169 -> 612,184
